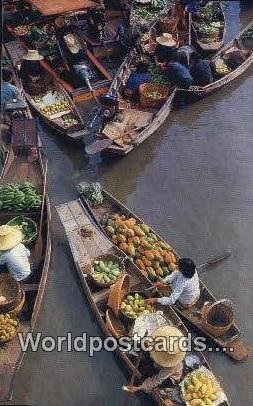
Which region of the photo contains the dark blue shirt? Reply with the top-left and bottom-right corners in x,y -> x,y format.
126,73 -> 151,92
165,62 -> 193,89
190,60 -> 213,86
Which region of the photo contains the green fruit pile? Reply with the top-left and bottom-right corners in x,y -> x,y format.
91,259 -> 122,286
0,182 -> 42,212
120,293 -> 153,319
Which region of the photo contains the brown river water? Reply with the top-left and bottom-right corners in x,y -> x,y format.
8,2 -> 253,405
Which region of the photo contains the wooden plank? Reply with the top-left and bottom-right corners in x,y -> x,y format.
73,86 -> 109,103
27,0 -> 97,16
87,50 -> 112,81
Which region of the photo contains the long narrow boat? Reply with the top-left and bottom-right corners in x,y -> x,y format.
191,1 -> 225,53
180,20 -> 253,99
4,40 -> 87,140
0,140 -> 51,401
88,8 -> 190,156
56,198 -> 229,406
79,185 -> 249,361
6,18 -> 115,103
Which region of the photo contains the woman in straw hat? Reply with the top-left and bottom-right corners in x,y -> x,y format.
155,33 -> 178,62
19,50 -> 44,83
0,225 -> 31,282
126,325 -> 186,394
62,33 -> 92,86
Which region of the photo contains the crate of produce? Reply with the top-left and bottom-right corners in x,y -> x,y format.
139,83 -> 169,109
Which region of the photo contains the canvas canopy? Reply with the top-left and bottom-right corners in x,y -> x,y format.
27,0 -> 97,16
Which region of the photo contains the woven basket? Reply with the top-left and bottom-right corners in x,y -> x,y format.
200,300 -> 234,337
105,308 -> 127,339
107,273 -> 130,316
159,16 -> 179,33
0,274 -> 20,313
119,291 -> 154,323
139,83 -> 169,109
10,287 -> 25,316
87,254 -> 125,289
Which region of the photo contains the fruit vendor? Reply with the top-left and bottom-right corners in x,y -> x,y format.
155,34 -> 178,63
124,61 -> 151,101
147,258 -> 200,308
156,52 -> 193,89
62,34 -> 93,88
190,53 -> 213,86
1,68 -> 21,108
0,225 -> 31,282
126,325 -> 186,394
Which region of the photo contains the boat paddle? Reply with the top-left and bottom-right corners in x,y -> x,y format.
144,250 -> 232,292
30,158 -> 48,270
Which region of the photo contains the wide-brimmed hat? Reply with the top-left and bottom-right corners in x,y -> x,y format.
156,33 -> 177,47
150,326 -> 186,368
63,34 -> 81,54
0,225 -> 23,251
23,50 -> 44,61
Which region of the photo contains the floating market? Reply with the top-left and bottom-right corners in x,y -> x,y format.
0,0 -> 253,405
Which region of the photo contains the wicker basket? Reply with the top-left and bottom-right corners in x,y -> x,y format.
200,300 -> 234,337
107,273 -> 130,316
159,16 -> 179,33
119,291 -> 154,323
139,83 -> 169,109
10,287 -> 25,316
87,254 -> 125,289
0,274 -> 20,313
105,308 -> 127,339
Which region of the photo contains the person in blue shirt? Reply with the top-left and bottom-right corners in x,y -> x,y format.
125,61 -> 151,100
190,53 -> 213,86
1,69 -> 20,107
156,53 -> 193,89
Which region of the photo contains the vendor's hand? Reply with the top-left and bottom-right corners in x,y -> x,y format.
126,385 -> 142,394
146,297 -> 157,305
154,281 -> 166,289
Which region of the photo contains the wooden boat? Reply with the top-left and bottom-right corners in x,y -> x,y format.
88,7 -> 190,156
79,185 -> 249,361
56,198 -> 229,406
4,40 -> 87,140
0,138 -> 51,401
179,20 -> 253,99
191,1 -> 225,53
5,19 -> 115,103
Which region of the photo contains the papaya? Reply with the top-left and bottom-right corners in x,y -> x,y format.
124,218 -> 136,228
135,259 -> 146,271
158,241 -> 171,250
137,246 -> 146,255
112,213 -> 120,220
117,234 -> 127,243
133,226 -> 146,237
119,242 -> 128,252
140,224 -> 150,234
142,256 -> 152,267
105,225 -> 115,235
112,235 -> 118,244
140,239 -> 152,250
125,228 -> 135,237
121,215 -> 126,220
149,233 -> 158,242
132,236 -> 140,246
127,244 -> 136,257
144,250 -> 155,261
170,252 -> 177,263
164,252 -> 172,265
156,267 -> 164,277
169,263 -> 177,272
115,219 -> 127,229
146,267 -> 157,278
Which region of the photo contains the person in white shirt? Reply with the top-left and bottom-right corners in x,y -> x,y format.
147,258 -> 200,308
0,225 -> 31,282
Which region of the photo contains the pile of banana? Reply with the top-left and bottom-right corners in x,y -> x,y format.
0,182 -> 42,212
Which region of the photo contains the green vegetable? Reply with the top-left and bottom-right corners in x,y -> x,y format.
0,182 -> 42,212
78,182 -> 103,206
7,216 -> 37,244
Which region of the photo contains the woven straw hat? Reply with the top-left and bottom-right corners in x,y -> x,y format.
150,326 -> 186,368
0,225 -> 23,251
23,50 -> 44,61
63,34 -> 81,54
156,33 -> 177,47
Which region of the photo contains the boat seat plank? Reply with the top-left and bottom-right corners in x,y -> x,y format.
21,283 -> 39,292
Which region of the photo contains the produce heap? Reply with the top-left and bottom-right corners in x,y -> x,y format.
0,313 -> 19,344
101,213 -> 177,280
91,259 -> 122,286
120,292 -> 154,319
195,2 -> 223,44
130,0 -> 167,26
148,64 -> 170,85
78,183 -> 104,206
182,370 -> 221,405
7,216 -> 37,244
0,182 -> 42,212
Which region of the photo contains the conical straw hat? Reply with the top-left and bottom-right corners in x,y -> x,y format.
156,33 -> 177,47
23,50 -> 44,61
150,326 -> 186,367
0,225 -> 23,251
